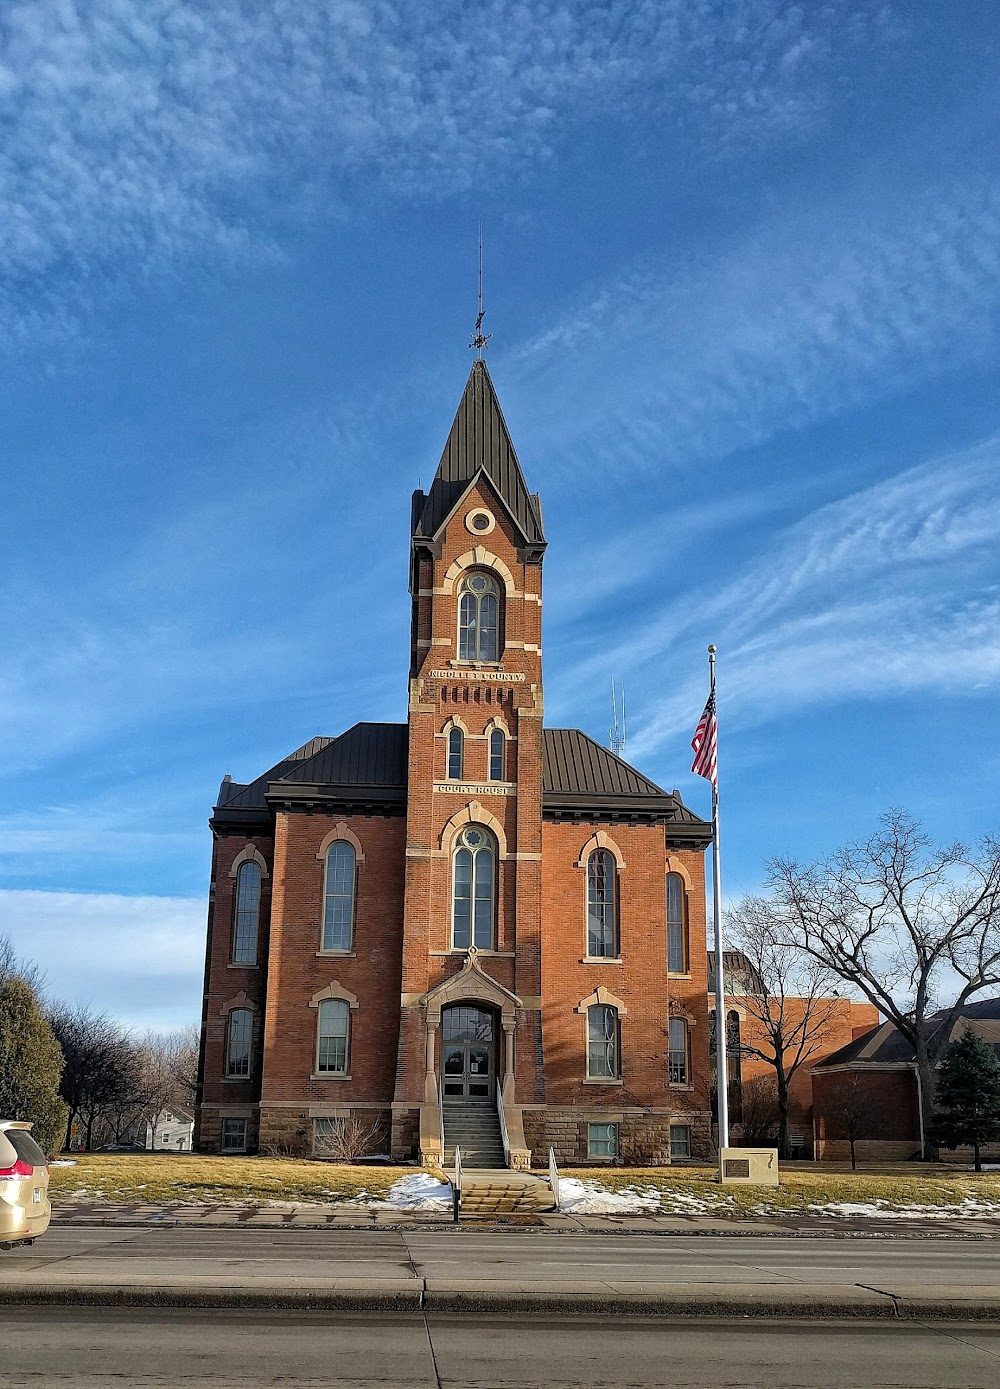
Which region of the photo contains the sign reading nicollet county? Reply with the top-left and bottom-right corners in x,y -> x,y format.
428,669 -> 526,682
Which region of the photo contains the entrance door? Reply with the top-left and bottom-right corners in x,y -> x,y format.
441,1004 -> 495,1104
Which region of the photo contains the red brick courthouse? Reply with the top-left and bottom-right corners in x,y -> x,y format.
195,361 -> 714,1167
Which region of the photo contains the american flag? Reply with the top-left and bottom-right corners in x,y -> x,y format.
690,691 -> 717,787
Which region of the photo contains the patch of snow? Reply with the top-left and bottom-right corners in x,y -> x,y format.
49,1159 -> 77,1167
806,1197 -> 1000,1220
377,1173 -> 453,1210
556,1179 -> 662,1214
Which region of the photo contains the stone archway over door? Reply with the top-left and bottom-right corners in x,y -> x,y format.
420,947 -> 521,1105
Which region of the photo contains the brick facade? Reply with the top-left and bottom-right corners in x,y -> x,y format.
196,362 -> 715,1166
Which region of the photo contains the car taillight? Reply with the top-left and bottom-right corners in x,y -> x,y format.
0,1158 -> 33,1179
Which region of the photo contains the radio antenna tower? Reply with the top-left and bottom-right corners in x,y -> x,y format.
609,679 -> 626,758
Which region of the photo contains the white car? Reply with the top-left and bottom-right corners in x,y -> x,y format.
0,1121 -> 51,1249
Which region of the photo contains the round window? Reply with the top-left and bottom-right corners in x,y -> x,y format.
464,508 -> 496,535
464,829 -> 483,847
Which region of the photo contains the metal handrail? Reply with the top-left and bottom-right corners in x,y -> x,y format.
496,1086 -> 510,1167
437,1078 -> 445,1160
452,1145 -> 462,1223
548,1146 -> 560,1212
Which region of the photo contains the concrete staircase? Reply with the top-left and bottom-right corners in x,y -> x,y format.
443,1104 -> 506,1168
458,1172 -> 555,1216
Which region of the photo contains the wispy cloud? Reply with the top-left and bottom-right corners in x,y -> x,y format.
0,1 -> 888,340
509,178 -> 1000,474
0,889 -> 203,1030
597,437 -> 1000,758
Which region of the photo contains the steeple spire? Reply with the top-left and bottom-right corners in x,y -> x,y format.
411,360 -> 545,558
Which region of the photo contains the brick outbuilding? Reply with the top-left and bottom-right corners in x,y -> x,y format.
195,361 -> 714,1166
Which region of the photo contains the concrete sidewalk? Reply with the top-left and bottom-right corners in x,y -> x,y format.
3,1222 -> 999,1321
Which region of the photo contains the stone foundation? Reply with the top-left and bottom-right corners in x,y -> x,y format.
195,1104 -> 260,1154
522,1108 -> 711,1165
392,1107 -> 420,1163
257,1107 -> 310,1156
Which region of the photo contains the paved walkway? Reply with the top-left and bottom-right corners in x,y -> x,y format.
4,1224 -> 1000,1319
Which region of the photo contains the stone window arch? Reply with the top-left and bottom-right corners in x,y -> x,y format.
442,546 -> 516,596
229,844 -> 269,879
439,801 -> 510,858
316,823 -> 365,863
575,831 -> 626,871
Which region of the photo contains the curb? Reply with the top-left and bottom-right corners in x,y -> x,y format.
49,1215 -> 1000,1239
1,1281 -> 998,1321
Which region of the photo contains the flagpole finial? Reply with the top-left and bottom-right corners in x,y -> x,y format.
708,644 -> 716,654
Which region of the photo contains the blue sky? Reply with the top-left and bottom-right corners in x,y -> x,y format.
1,2 -> 998,1029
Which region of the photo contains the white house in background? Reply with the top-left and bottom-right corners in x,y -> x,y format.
146,1109 -> 195,1152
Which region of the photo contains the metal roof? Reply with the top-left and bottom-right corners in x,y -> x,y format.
215,736 -> 335,812
277,722 -> 408,790
544,728 -> 668,800
211,722 -> 708,835
411,360 -> 545,549
542,728 -> 710,835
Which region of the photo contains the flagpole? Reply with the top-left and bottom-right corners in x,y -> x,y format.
708,645 -> 730,1152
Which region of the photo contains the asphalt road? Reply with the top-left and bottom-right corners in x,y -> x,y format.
2,1307 -> 999,1387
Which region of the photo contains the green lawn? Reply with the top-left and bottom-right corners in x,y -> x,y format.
48,1154 -> 415,1205
47,1153 -> 1000,1216
558,1162 -> 1000,1217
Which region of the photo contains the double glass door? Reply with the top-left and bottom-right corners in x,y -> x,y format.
441,1004 -> 494,1103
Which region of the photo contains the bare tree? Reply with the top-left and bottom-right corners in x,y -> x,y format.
736,1076 -> 781,1148
135,1029 -> 199,1148
47,1003 -> 145,1150
311,1115 -> 386,1162
168,1025 -> 200,1108
0,933 -> 46,996
751,810 -> 1000,1158
816,1073 -> 881,1170
720,914 -> 845,1159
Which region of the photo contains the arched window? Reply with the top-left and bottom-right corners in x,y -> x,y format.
666,872 -> 688,974
232,860 -> 261,964
488,728 -> 505,781
322,842 -> 356,952
668,1017 -> 689,1085
458,571 -> 500,662
586,849 -> 618,958
452,826 -> 496,950
316,999 -> 350,1075
447,727 -> 464,780
225,1008 -> 253,1078
587,1004 -> 620,1079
